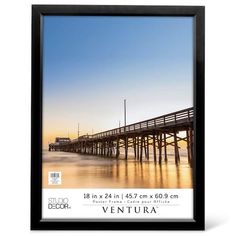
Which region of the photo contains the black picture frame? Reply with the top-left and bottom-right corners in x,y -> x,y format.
31,5 -> 205,230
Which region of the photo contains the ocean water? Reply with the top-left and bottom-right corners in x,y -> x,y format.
43,149 -> 193,188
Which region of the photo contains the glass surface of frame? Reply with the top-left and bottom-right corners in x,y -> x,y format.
31,5 -> 204,230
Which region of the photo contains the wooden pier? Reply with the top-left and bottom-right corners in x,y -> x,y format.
49,107 -> 194,165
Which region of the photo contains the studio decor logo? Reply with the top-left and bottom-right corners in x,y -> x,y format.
48,198 -> 71,209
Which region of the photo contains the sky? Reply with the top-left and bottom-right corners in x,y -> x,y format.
42,16 -> 193,147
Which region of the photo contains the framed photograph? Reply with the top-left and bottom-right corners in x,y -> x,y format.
31,5 -> 205,230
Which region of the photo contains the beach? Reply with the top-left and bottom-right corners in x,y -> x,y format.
43,150 -> 193,188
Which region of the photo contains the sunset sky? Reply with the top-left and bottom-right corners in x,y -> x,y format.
43,16 -> 193,148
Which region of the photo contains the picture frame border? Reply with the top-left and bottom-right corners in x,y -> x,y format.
31,4 -> 205,230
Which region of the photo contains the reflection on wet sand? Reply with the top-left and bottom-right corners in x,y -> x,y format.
43,151 -> 193,188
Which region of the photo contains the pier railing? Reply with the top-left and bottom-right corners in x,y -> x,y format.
69,107 -> 193,142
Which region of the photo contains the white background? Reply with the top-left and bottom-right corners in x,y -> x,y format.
0,0 -> 235,235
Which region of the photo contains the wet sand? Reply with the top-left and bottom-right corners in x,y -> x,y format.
43,150 -> 193,188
